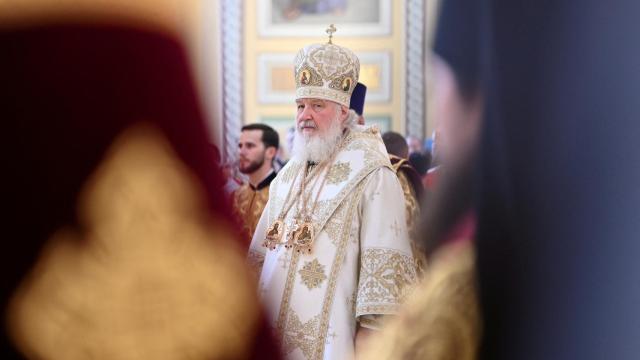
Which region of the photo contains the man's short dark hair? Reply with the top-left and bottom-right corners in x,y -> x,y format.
382,131 -> 409,159
409,152 -> 431,176
241,123 -> 279,150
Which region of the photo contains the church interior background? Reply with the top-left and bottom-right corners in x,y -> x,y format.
169,0 -> 440,164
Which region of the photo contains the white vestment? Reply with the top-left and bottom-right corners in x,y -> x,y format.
248,126 -> 417,360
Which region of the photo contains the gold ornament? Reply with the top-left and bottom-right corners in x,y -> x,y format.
263,219 -> 284,250
294,222 -> 315,254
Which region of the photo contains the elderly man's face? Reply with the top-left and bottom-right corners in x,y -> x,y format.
295,98 -> 346,137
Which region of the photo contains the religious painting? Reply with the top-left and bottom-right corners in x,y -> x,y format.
257,0 -> 391,37
358,51 -> 391,102
341,77 -> 352,92
299,69 -> 311,85
257,53 -> 298,104
258,51 -> 391,104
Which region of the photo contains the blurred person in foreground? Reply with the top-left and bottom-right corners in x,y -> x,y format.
360,0 -> 484,358
232,123 -> 279,243
248,27 -> 417,360
0,1 -> 279,358
382,131 -> 427,273
476,1 -> 640,359
408,151 -> 432,186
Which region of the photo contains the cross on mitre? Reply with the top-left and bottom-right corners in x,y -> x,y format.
326,24 -> 336,44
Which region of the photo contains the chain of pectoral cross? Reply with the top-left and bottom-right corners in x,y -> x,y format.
279,129 -> 350,248
275,161 -> 326,224
279,160 -> 331,246
285,162 -> 328,245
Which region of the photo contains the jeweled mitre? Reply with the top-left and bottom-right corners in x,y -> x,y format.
293,35 -> 360,107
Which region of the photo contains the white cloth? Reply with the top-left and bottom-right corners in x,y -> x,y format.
248,126 -> 417,360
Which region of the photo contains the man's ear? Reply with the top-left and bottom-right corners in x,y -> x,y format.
265,146 -> 277,161
339,105 -> 349,122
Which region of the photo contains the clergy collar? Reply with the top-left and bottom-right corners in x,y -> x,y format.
250,170 -> 276,191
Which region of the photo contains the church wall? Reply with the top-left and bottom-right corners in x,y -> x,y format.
243,0 -> 408,159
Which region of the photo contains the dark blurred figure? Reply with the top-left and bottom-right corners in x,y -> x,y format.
408,151 -> 434,193
360,0 -> 484,358
0,1 -> 279,359
209,143 -> 222,164
409,152 -> 432,177
476,1 -> 640,359
382,131 -> 426,272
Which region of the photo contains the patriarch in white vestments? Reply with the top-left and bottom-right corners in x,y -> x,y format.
248,26 -> 417,360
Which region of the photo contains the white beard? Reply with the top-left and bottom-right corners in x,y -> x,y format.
292,113 -> 344,164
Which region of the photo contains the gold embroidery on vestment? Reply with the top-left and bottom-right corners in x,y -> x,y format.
275,249 -> 302,338
390,220 -> 403,238
268,128 -> 396,359
282,311 -> 320,359
356,248 -> 417,316
314,180 -> 367,359
323,204 -> 347,247
326,161 -> 351,185
232,184 -> 269,241
8,124 -> 260,359
299,258 -> 327,290
357,244 -> 479,360
280,162 -> 302,184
